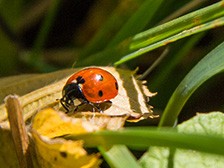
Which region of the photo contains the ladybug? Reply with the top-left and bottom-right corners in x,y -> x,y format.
60,67 -> 118,112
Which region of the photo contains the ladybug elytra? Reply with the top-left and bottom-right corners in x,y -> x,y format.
60,67 -> 118,112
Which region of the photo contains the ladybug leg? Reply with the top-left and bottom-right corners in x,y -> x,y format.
60,98 -> 70,112
95,104 -> 103,113
77,98 -> 103,113
84,101 -> 103,113
107,100 -> 112,104
60,96 -> 77,113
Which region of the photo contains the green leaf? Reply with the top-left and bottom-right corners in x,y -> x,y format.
79,0 -> 144,58
66,125 -> 224,157
77,1 -> 224,66
99,145 -> 141,168
159,40 -> 224,127
24,0 -> 61,72
107,0 -> 164,47
140,112 -> 224,168
115,16 -> 224,65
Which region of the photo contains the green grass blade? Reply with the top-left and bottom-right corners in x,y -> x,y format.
78,0 -> 163,63
77,1 -> 224,66
107,0 -> 164,47
159,41 -> 224,127
79,1 -> 144,58
115,16 -> 224,65
66,128 -> 224,156
129,1 -> 224,51
23,0 -> 61,72
32,0 -> 61,54
99,145 -> 141,168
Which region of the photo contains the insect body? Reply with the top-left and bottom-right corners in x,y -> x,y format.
60,67 -> 118,112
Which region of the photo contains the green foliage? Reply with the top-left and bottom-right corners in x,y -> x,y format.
77,0 -> 224,66
66,112 -> 224,168
140,112 -> 224,168
159,40 -> 224,127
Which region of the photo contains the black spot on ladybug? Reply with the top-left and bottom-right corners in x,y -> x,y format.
98,90 -> 103,97
60,151 -> 67,158
54,157 -> 57,161
76,76 -> 85,84
115,82 -> 118,90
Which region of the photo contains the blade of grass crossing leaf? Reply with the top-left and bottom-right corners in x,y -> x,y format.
159,41 -> 224,127
99,145 -> 141,168
66,128 -> 224,156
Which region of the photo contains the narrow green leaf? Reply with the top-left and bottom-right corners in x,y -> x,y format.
77,0 -> 163,65
130,1 -> 224,50
115,16 -> 224,65
77,1 -> 224,66
24,0 -> 61,72
66,127 -> 224,156
79,0 -> 144,58
32,0 -> 61,54
107,0 -> 164,47
159,40 -> 224,127
99,145 -> 141,168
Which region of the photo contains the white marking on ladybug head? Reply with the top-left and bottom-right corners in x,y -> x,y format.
78,83 -> 83,89
71,79 -> 77,83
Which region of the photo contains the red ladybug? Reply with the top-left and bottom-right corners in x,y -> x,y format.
60,67 -> 118,112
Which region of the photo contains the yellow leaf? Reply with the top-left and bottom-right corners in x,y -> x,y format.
31,108 -> 127,167
32,108 -> 100,138
32,108 -> 101,167
32,131 -> 101,168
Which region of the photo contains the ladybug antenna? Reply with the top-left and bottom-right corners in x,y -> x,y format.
138,47 -> 169,80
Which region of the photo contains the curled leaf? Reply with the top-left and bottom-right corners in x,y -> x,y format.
32,108 -> 103,168
31,108 -> 128,167
32,131 -> 101,168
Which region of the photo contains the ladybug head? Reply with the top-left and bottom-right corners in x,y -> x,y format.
60,83 -> 86,112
